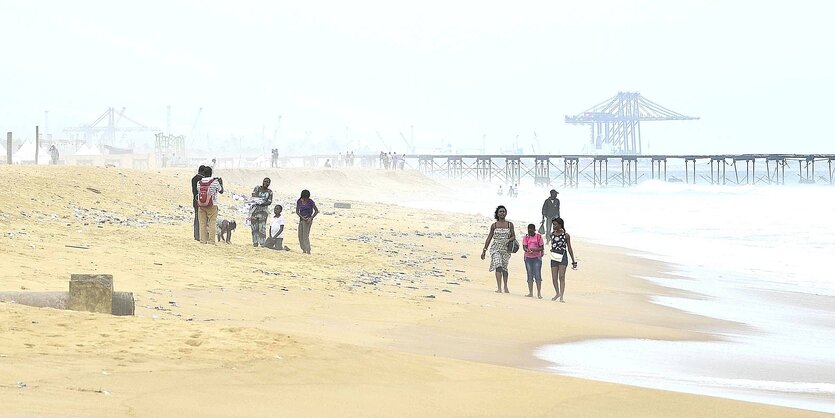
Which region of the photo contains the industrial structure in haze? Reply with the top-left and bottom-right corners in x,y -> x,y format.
63,107 -> 159,148
565,92 -> 699,155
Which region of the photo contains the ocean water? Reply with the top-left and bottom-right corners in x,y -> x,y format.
402,179 -> 835,413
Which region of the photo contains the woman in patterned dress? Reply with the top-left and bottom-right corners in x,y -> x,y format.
549,217 -> 577,302
250,178 -> 273,247
481,205 -> 516,293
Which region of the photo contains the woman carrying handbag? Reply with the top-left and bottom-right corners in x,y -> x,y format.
481,205 -> 516,294
549,217 -> 577,302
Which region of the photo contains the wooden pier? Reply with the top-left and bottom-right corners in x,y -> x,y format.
206,153 -> 835,187
396,154 -> 835,187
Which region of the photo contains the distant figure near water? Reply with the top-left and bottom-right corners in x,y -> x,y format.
481,205 -> 516,293
541,190 -> 560,237
549,217 -> 577,302
508,184 -> 519,198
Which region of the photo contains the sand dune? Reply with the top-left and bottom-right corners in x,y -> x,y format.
0,166 -> 824,417
215,167 -> 449,203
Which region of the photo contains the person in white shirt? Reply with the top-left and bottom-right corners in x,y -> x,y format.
264,205 -> 287,250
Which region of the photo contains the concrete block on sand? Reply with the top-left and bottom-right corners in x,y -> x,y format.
334,202 -> 352,209
69,274 -> 113,314
112,291 -> 135,316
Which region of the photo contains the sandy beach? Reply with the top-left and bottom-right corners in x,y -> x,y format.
0,165 -> 825,417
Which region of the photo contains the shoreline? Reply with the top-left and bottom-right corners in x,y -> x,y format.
413,175 -> 835,413
0,166 -> 827,417
531,250 -> 835,414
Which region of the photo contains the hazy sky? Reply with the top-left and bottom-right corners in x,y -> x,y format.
1,0 -> 833,155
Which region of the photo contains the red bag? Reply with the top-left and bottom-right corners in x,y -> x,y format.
197,178 -> 216,207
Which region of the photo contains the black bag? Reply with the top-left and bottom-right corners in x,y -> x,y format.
507,239 -> 520,254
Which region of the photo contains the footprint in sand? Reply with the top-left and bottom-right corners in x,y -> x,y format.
185,339 -> 202,347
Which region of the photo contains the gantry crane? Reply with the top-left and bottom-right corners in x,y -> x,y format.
63,107 -> 160,146
565,92 -> 698,154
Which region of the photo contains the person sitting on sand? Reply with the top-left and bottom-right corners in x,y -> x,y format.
549,217 -> 577,302
263,205 -> 288,251
522,223 -> 544,298
481,205 -> 515,293
250,178 -> 273,247
296,189 -> 319,254
216,219 -> 237,244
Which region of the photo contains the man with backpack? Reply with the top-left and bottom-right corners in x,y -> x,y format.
196,166 -> 224,244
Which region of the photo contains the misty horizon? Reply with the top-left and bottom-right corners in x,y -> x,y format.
2,0 -> 833,155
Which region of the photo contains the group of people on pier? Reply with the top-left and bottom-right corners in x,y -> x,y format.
380,151 -> 406,170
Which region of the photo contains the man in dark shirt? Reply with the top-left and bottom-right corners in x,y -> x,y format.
541,189 -> 560,238
191,165 -> 206,240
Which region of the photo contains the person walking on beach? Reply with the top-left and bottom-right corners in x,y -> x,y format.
481,205 -> 516,293
549,217 -> 577,302
522,223 -> 544,298
250,178 -> 273,247
48,145 -> 59,165
196,167 -> 224,244
296,189 -> 319,254
191,165 -> 206,241
264,205 -> 287,250
541,190 -> 560,237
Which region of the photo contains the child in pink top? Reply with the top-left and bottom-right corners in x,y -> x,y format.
522,224 -> 544,298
